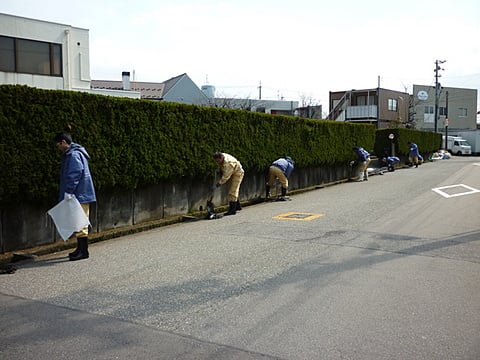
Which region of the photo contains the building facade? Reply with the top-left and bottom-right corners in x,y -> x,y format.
412,84 -> 477,132
0,13 -> 140,98
0,13 -> 303,113
327,88 -> 410,128
0,13 -> 91,91
92,73 -> 211,104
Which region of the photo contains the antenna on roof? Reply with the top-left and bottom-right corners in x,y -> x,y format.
205,74 -> 209,84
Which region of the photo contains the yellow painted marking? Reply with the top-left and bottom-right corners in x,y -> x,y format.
273,212 -> 325,221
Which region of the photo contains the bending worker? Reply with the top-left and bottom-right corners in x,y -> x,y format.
213,152 -> 244,216
408,141 -> 420,168
266,156 -> 295,200
352,146 -> 371,181
382,156 -> 400,172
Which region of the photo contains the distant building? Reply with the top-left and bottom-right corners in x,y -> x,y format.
412,84 -> 477,132
327,88 -> 409,129
209,97 -> 299,115
0,12 -> 302,114
295,105 -> 323,119
91,73 -> 210,105
0,13 -> 89,91
200,83 -> 298,115
0,13 -> 140,98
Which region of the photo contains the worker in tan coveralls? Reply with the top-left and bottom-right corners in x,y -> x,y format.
213,152 -> 244,215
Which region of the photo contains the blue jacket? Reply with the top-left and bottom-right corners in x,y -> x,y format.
272,157 -> 295,178
355,147 -> 370,162
409,143 -> 420,157
59,143 -> 96,204
385,156 -> 400,165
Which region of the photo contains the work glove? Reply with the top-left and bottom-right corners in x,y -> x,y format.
64,193 -> 74,201
349,161 -> 355,166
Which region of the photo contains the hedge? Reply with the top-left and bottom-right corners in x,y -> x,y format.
2,85 -> 440,206
374,128 -> 442,158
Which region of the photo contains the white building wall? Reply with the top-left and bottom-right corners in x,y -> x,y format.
0,13 -> 90,91
163,76 -> 210,105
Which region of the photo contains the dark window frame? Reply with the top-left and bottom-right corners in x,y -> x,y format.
0,35 -> 62,77
388,98 -> 398,112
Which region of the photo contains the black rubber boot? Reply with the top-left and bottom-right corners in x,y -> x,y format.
69,237 -> 89,261
224,201 -> 237,216
236,200 -> 242,211
279,187 -> 287,201
68,241 -> 80,258
265,185 -> 271,199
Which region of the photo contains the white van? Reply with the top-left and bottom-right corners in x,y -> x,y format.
442,136 -> 472,155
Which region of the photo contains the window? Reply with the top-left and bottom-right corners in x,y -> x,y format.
388,98 -> 398,111
0,36 -> 15,72
439,107 -> 447,116
17,39 -> 50,74
458,108 -> 467,117
424,106 -> 434,123
0,35 -> 62,76
51,43 -> 62,76
424,106 -> 434,114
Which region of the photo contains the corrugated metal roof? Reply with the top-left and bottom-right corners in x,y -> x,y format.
91,79 -> 169,100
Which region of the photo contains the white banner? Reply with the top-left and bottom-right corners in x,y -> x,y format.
47,196 -> 90,241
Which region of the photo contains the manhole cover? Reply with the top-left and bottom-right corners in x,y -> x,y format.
273,212 -> 325,221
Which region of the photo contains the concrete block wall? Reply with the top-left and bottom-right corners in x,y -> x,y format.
0,163 -> 357,253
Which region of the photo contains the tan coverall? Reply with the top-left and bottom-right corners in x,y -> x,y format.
268,165 -> 288,189
217,153 -> 244,202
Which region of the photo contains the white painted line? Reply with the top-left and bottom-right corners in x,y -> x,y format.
473,163 -> 480,166
432,184 -> 480,198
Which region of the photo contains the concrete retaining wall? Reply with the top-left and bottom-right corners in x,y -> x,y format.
0,163 -> 357,253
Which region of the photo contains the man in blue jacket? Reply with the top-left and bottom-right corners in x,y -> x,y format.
266,156 -> 295,200
55,132 -> 96,261
352,146 -> 371,181
382,156 -> 400,172
408,141 -> 420,168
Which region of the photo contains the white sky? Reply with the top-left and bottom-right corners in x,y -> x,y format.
2,0 -> 480,110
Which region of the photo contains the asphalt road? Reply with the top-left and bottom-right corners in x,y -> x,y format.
1,156 -> 480,360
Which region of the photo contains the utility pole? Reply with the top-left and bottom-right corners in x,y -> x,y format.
258,81 -> 262,100
445,91 -> 449,149
434,60 -> 446,133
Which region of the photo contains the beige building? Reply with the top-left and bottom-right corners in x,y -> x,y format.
412,84 -> 477,132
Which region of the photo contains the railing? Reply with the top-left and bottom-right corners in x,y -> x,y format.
326,92 -> 349,120
346,105 -> 377,119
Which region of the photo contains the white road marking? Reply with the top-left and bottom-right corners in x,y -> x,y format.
432,184 -> 480,198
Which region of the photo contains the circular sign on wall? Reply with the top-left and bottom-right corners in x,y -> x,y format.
417,90 -> 428,101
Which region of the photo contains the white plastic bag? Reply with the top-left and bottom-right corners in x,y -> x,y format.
47,196 -> 90,241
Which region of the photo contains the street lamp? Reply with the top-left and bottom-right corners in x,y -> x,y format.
389,133 -> 395,157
